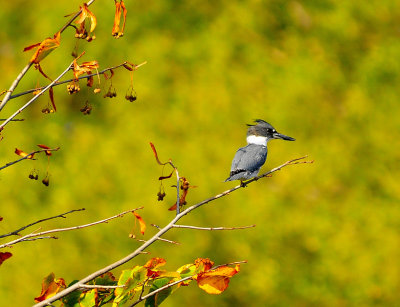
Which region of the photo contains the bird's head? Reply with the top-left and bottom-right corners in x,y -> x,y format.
246,119 -> 295,145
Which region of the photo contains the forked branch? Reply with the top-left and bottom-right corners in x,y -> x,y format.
0,0 -> 97,112
0,208 -> 143,249
0,208 -> 83,239
0,147 -> 60,171
33,156 -> 312,307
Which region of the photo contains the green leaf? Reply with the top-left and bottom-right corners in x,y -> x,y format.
79,289 -> 97,307
61,281 -> 81,307
92,272 -> 117,287
176,264 -> 196,278
144,278 -> 174,307
113,266 -> 147,306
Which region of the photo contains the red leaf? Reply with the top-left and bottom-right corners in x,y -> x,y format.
150,142 -> 166,165
37,144 -> 52,156
23,42 -> 41,52
159,170 -> 174,180
0,252 -> 12,266
49,87 -> 56,112
36,64 -> 52,81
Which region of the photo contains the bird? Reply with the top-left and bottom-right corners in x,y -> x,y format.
225,119 -> 295,184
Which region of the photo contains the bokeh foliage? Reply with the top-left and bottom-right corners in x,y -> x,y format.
1,0 -> 400,306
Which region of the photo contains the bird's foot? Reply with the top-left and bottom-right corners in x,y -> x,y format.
240,180 -> 248,188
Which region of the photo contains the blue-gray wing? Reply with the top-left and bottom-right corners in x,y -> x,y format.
226,144 -> 268,181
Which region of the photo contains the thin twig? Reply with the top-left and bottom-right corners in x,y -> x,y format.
0,208 -> 143,249
0,147 -> 60,172
174,166 -> 180,215
0,207 -> 81,239
18,236 -> 58,242
172,224 -> 256,231
0,62 -> 74,131
78,284 -> 125,290
157,237 -> 180,245
0,0 -> 97,112
32,157 -> 310,307
138,276 -> 151,300
135,237 -> 180,245
8,61 -> 147,100
129,260 -> 248,307
0,118 -> 24,121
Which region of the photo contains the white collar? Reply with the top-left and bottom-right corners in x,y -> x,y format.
246,135 -> 268,146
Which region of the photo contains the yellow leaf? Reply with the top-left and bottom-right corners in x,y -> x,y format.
195,265 -> 240,295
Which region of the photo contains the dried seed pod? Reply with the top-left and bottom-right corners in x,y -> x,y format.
42,177 -> 49,186
157,191 -> 166,201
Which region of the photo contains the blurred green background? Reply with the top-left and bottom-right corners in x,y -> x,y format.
1,0 -> 400,306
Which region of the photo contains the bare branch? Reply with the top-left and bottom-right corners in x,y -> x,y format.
32,157 -> 310,307
157,237 -> 180,245
0,207 -> 81,239
17,236 -> 58,242
0,0 -> 97,112
0,118 -> 24,121
0,62 -> 74,131
8,61 -> 147,100
78,284 -> 125,290
0,147 -> 60,172
135,237 -> 180,245
172,224 -> 256,231
0,208 -> 143,249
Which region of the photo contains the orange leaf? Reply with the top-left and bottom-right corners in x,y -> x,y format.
195,265 -> 240,295
0,252 -> 12,266
194,258 -> 214,272
37,144 -> 52,156
25,32 -> 61,64
15,148 -> 34,159
112,0 -> 127,38
76,3 -> 97,33
168,204 -> 177,211
112,1 -> 121,36
120,0 -> 127,34
73,59 -> 99,80
34,273 -> 66,302
133,212 -> 146,235
144,257 -> 167,269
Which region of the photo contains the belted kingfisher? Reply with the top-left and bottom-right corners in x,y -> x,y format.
225,119 -> 295,183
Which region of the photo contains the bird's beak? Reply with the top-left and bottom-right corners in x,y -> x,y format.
272,132 -> 295,141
